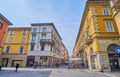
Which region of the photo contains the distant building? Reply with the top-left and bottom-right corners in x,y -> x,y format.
73,0 -> 120,72
27,23 -> 63,67
61,43 -> 69,63
2,27 -> 31,67
110,0 -> 120,35
0,13 -> 12,66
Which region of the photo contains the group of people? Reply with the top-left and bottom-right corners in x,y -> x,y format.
13,62 -> 84,72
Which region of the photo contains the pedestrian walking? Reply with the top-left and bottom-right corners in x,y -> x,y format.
14,63 -> 19,72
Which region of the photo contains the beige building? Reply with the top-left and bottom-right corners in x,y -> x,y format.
61,43 -> 69,63
27,23 -> 63,67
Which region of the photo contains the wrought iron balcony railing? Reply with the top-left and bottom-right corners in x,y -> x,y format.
40,39 -> 54,45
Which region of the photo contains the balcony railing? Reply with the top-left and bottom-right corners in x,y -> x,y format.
84,35 -> 93,45
40,39 -> 54,45
41,32 -> 46,35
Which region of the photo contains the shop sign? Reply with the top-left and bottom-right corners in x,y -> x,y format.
115,47 -> 120,54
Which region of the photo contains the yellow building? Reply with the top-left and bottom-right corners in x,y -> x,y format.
2,27 -> 31,67
110,0 -> 120,35
73,0 -> 120,72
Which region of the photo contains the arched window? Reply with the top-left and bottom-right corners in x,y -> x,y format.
107,44 -> 119,52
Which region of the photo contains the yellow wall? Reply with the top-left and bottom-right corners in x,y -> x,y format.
3,28 -> 31,54
73,1 -> 120,71
115,13 -> 120,35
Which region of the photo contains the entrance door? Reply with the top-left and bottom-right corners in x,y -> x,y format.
11,60 -> 23,67
2,58 -> 8,67
109,58 -> 120,71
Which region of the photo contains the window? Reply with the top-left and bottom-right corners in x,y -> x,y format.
5,46 -> 10,53
33,28 -> 37,32
31,34 -> 36,41
8,37 -> 12,43
105,21 -> 114,32
103,8 -> 110,15
41,45 -> 44,51
30,44 -> 34,51
86,29 -> 89,37
0,22 -> 3,29
19,46 -> 24,54
22,30 -> 27,35
10,30 -> 14,35
42,35 -> 46,39
21,37 -> 25,43
43,27 -> 46,32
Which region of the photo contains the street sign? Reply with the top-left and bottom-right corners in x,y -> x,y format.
115,47 -> 120,54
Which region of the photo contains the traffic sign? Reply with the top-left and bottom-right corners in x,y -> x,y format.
115,47 -> 120,54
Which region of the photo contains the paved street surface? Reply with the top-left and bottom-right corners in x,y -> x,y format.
0,68 -> 118,77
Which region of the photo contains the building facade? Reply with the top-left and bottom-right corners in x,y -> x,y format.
61,43 -> 69,63
0,13 -> 12,66
27,23 -> 63,67
110,0 -> 120,35
73,0 -> 120,72
2,27 -> 31,67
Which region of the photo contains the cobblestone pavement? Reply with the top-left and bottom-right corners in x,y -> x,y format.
0,68 -> 118,77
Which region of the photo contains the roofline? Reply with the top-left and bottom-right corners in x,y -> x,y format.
31,23 -> 62,40
0,13 -> 13,25
8,27 -> 31,29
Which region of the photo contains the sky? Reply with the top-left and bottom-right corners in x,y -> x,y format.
0,0 -> 87,56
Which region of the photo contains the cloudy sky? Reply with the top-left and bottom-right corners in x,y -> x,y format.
0,0 -> 87,56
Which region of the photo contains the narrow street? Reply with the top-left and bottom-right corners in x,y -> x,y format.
0,68 -> 115,77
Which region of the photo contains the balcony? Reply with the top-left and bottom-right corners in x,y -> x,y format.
41,32 -> 46,35
84,35 -> 93,45
40,39 -> 54,45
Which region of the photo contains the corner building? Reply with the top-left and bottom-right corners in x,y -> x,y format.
0,13 -> 12,66
27,23 -> 63,67
73,0 -> 120,72
2,27 -> 31,67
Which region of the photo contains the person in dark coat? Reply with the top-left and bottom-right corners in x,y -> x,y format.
14,63 -> 19,72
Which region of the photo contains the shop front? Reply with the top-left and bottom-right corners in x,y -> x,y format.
108,53 -> 120,71
107,44 -> 120,71
11,60 -> 23,67
26,56 -> 35,67
2,58 -> 8,67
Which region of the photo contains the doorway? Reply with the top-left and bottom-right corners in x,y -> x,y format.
109,58 -> 120,71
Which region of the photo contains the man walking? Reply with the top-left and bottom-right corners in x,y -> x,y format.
14,63 -> 19,72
